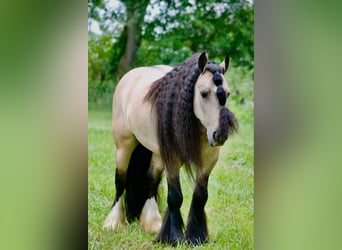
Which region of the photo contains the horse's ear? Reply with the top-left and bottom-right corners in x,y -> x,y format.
220,53 -> 230,74
198,52 -> 208,73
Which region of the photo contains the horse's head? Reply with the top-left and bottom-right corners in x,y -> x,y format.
193,52 -> 238,147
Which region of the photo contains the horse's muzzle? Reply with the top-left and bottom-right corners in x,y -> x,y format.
211,130 -> 228,147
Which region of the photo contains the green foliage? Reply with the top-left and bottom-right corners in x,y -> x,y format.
143,0 -> 254,68
88,0 -> 254,109
88,34 -> 118,109
133,38 -> 194,67
108,26 -> 127,74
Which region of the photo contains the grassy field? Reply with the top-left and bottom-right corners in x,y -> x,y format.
88,70 -> 254,249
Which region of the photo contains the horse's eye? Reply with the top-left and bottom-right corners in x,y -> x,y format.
200,90 -> 208,98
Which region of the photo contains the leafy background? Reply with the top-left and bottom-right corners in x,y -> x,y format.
88,0 -> 253,109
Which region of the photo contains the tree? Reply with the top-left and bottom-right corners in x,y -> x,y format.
141,0 -> 254,68
88,0 -> 254,107
116,1 -> 150,76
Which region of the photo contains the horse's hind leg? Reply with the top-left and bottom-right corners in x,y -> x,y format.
139,154 -> 164,233
102,139 -> 137,230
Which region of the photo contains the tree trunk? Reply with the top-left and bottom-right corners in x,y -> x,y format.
116,0 -> 150,77
116,19 -> 139,76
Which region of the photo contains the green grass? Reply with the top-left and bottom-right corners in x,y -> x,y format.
88,70 -> 254,249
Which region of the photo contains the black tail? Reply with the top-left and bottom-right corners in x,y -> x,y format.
125,143 -> 153,222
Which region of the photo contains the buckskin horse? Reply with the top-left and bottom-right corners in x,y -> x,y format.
103,52 -> 238,245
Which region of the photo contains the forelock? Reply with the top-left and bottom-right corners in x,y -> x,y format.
216,86 -> 226,106
205,63 -> 226,106
206,63 -> 224,86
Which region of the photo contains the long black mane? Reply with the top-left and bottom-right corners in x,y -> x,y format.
144,53 -> 204,176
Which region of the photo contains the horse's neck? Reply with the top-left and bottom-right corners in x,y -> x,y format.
199,125 -> 208,143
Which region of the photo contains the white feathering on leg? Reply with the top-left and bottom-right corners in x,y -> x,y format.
139,197 -> 162,234
102,197 -> 125,230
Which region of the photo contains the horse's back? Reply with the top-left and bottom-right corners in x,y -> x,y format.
114,65 -> 172,97
112,65 -> 172,153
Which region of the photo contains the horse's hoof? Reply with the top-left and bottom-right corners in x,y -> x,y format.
139,197 -> 162,234
140,218 -> 162,234
153,236 -> 185,247
102,199 -> 125,230
185,237 -> 209,246
102,215 -> 125,230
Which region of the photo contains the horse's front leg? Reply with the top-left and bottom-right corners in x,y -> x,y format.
156,167 -> 185,245
186,148 -> 219,245
185,173 -> 210,245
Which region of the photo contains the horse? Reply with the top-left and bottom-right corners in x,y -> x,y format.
102,52 -> 238,245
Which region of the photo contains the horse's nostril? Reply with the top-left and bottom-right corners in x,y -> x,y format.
213,131 -> 218,141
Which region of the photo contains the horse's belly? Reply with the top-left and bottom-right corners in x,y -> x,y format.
128,102 -> 160,154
